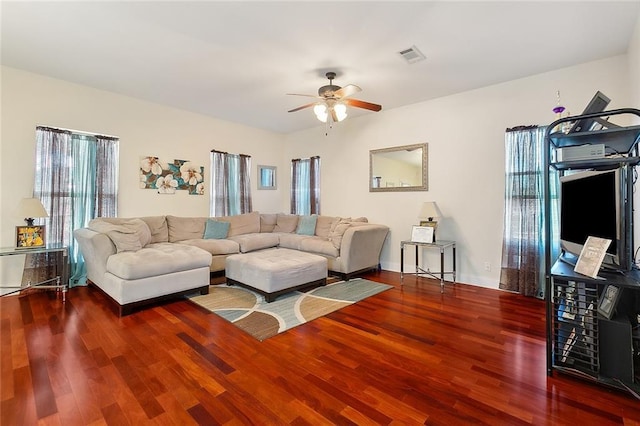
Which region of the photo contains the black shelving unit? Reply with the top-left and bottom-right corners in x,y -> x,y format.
544,108 -> 640,398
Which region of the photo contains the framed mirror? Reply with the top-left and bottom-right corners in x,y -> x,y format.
257,165 -> 277,190
369,143 -> 428,192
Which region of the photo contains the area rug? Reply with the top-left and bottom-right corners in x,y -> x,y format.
188,278 -> 392,341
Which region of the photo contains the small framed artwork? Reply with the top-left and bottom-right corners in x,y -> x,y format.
16,225 -> 46,249
597,284 -> 621,320
411,225 -> 434,244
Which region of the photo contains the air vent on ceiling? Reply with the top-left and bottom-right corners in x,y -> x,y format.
398,45 -> 426,64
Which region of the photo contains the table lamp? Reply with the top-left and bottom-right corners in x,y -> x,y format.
17,198 -> 48,226
418,201 -> 441,239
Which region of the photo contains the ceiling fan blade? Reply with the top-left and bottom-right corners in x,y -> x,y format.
345,98 -> 382,112
334,84 -> 361,99
288,103 -> 316,113
286,93 -> 320,98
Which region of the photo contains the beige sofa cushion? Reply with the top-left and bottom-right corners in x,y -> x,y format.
279,234 -> 338,257
273,213 -> 299,233
140,216 -> 169,243
229,233 -> 280,253
216,211 -> 260,236
300,237 -> 339,257
277,233 -> 305,250
260,214 -> 277,233
106,242 -> 212,280
179,238 -> 240,255
167,216 -> 207,242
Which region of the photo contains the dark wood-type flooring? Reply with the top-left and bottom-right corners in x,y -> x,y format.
1,270 -> 639,425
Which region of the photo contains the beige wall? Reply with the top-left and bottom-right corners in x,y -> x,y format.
0,66 -> 285,248
1,52 -> 636,289
630,12 -> 640,109
284,55 -> 632,288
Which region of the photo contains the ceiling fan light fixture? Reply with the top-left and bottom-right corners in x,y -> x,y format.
314,103 -> 328,122
288,71 -> 381,128
334,103 -> 347,121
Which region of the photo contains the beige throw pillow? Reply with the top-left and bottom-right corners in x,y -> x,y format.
107,229 -> 143,253
89,218 -> 151,251
315,216 -> 337,238
328,218 -> 351,249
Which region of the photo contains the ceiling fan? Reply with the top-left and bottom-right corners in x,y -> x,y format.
287,72 -> 382,123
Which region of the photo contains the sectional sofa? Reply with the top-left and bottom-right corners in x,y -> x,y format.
74,212 -> 389,315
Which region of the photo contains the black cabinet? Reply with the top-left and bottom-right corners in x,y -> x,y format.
549,261 -> 640,393
544,108 -> 640,397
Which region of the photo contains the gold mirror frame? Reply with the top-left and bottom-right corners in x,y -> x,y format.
369,143 -> 428,192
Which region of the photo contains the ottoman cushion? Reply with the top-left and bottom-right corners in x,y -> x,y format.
225,248 -> 327,294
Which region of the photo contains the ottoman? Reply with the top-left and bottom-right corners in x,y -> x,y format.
225,248 -> 327,302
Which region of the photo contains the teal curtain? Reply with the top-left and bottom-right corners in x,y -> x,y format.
500,126 -> 559,298
69,135 -> 97,283
34,127 -> 118,286
291,156 -> 320,215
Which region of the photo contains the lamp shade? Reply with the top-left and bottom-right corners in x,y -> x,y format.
418,201 -> 441,221
17,198 -> 48,225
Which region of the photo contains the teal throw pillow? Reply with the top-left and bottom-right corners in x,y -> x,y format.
296,215 -> 317,236
204,219 -> 230,239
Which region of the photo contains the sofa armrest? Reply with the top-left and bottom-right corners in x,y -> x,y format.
339,224 -> 389,274
74,228 -> 116,285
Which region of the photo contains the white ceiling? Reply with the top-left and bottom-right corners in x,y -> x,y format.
2,1 -> 639,134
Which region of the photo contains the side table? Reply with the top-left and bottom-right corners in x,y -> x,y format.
0,245 -> 69,300
400,240 -> 456,293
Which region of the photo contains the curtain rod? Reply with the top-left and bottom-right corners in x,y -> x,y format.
505,125 -> 539,133
37,125 -> 118,139
291,155 -> 320,162
210,149 -> 250,157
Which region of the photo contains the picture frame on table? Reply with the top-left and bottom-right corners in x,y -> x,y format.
16,225 -> 46,249
411,225 -> 434,244
419,220 -> 438,240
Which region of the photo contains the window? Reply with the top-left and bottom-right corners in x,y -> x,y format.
33,126 -> 119,285
291,156 -> 320,215
210,150 -> 252,216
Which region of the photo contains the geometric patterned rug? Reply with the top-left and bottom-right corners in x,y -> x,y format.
187,278 -> 392,340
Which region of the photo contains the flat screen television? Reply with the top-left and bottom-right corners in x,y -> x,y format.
559,168 -> 632,271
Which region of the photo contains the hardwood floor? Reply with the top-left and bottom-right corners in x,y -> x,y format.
1,270 -> 639,425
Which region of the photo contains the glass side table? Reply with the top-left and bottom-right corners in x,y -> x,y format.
0,244 -> 69,300
400,240 -> 456,293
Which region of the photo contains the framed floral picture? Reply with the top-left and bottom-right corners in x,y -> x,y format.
16,225 -> 46,249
